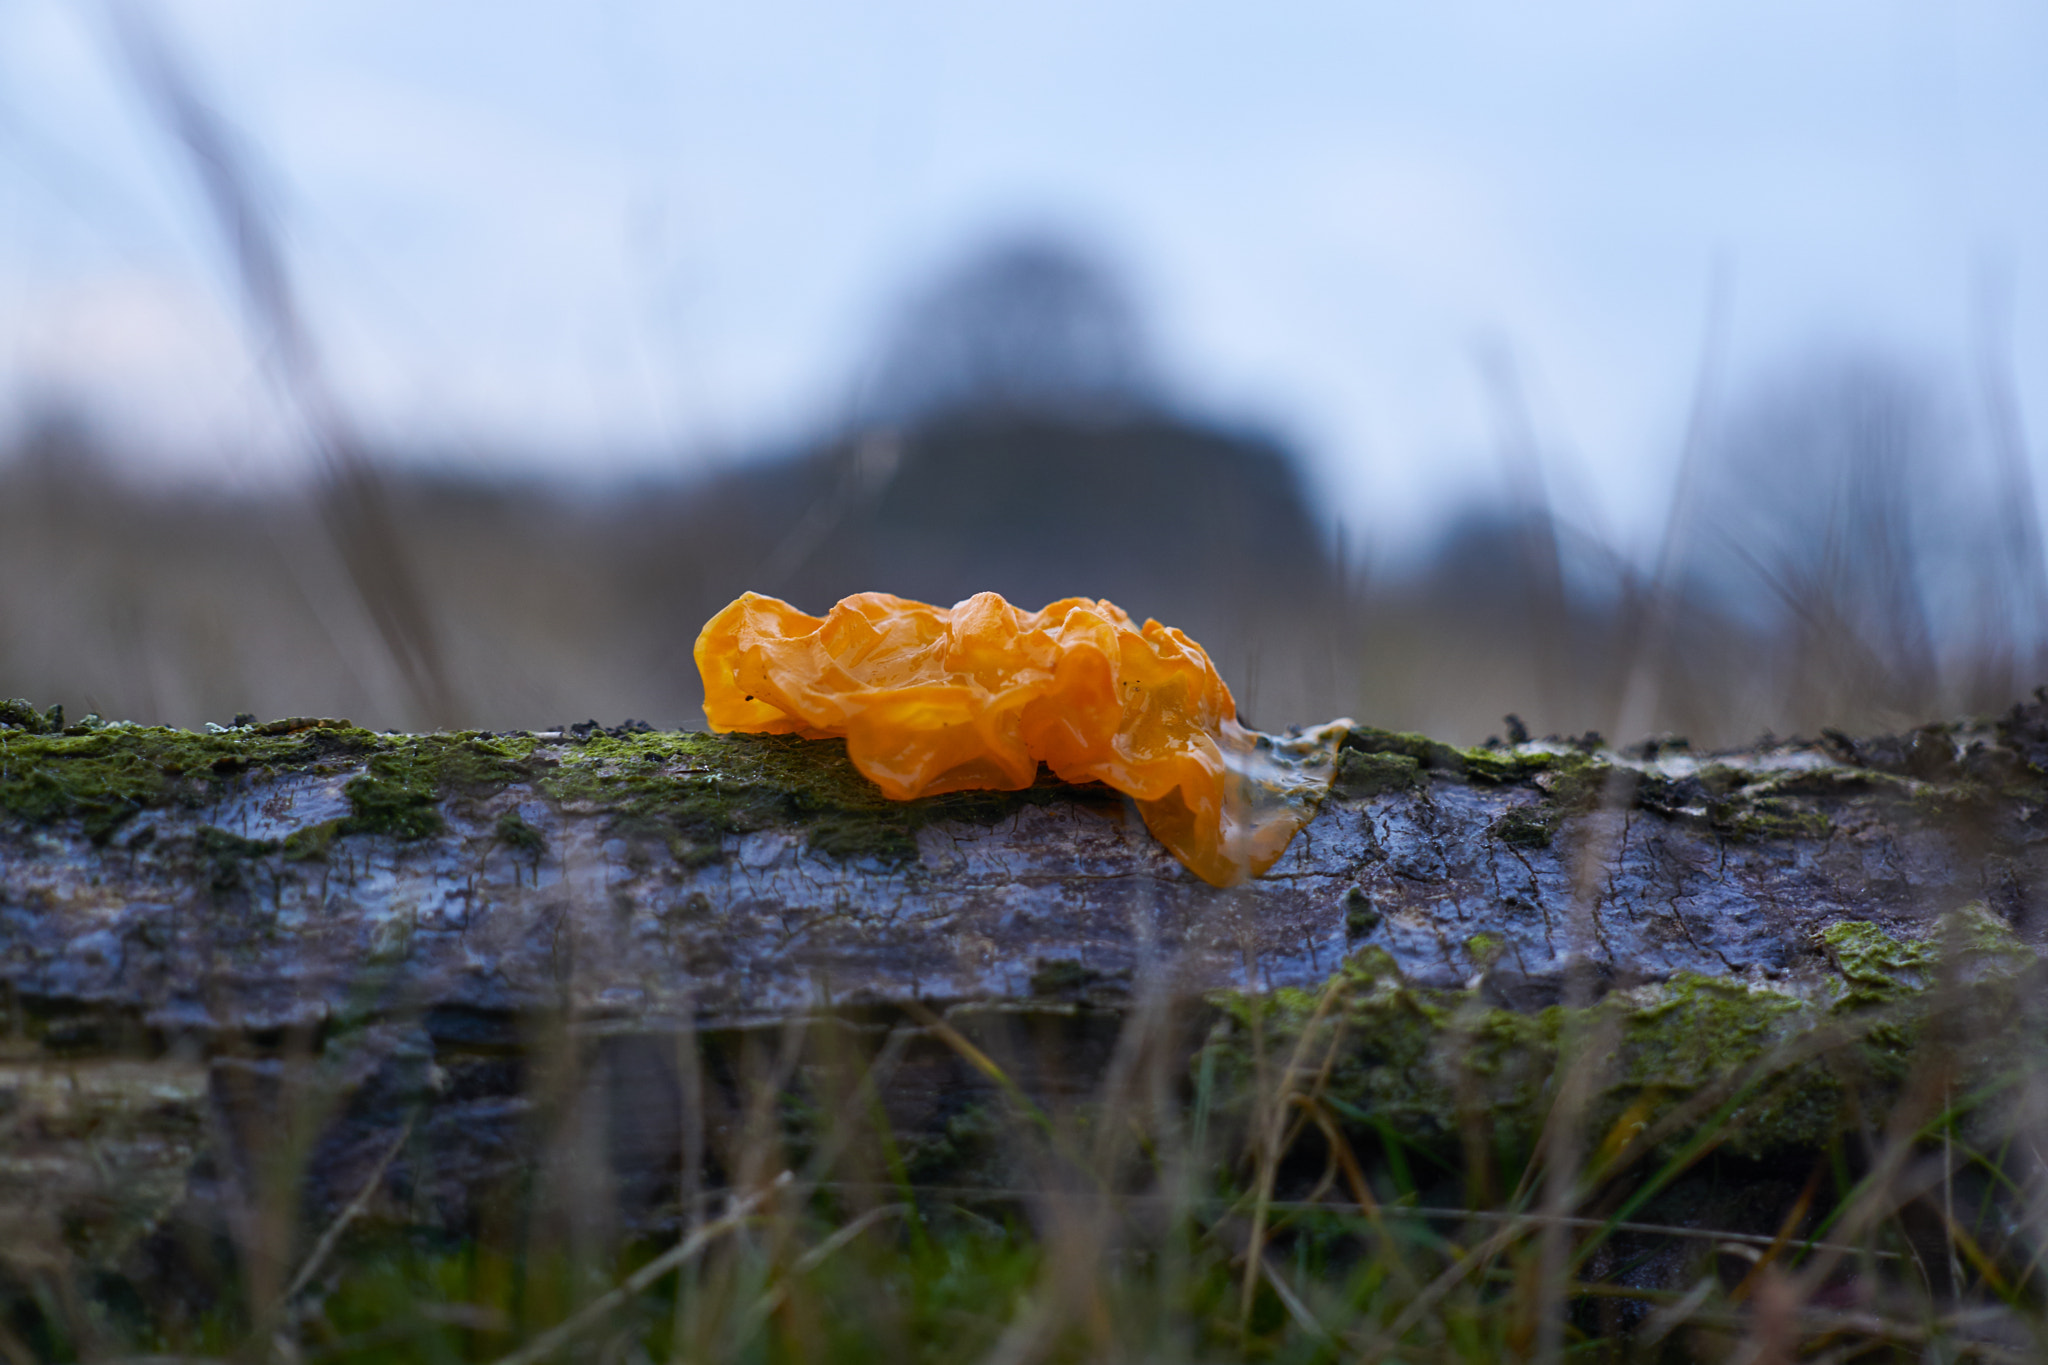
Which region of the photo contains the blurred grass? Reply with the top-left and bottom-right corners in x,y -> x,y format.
8,947 -> 2048,1363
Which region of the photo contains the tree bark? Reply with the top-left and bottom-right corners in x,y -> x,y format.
3,703 -> 2044,1270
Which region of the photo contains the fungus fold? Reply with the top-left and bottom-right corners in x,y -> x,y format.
695,590 -> 1350,886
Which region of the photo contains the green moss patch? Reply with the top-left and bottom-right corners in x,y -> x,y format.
1211,912 -> 2040,1168
493,808 -> 545,854
195,826 -> 282,890
337,733 -> 535,840
1489,803 -> 1562,848
1332,748 -> 1422,799
0,710 -> 1108,869
0,719 -> 381,842
540,730 -> 1095,870
1819,920 -> 1933,1005
1339,725 -> 1559,784
0,698 -> 64,734
1707,793 -> 1832,842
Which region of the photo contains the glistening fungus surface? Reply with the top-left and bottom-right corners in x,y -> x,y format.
694,591 -> 1348,886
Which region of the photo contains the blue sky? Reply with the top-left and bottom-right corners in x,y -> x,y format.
3,0 -> 2044,552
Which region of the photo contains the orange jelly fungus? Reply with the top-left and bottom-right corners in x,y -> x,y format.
694,590 -> 1351,887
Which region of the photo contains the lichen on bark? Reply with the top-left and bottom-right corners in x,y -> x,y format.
4,697 -> 2048,1271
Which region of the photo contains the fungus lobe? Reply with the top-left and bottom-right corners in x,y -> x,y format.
695,591 -> 1349,885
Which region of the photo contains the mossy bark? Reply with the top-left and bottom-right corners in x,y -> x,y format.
4,702 -> 2048,1274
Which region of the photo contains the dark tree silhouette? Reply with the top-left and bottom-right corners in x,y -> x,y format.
862,234 -> 1159,423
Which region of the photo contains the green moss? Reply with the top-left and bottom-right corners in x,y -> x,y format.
1463,932 -> 1506,969
0,707 -> 1864,888
806,811 -> 920,866
1819,910 -> 2030,1012
1342,885 -> 1381,937
1339,725 -> 1562,787
493,808 -> 545,854
195,825 -> 281,890
1340,726 -> 1470,776
1465,753 -> 1618,847
282,819 -> 343,862
341,749 -> 446,840
1539,753 -> 1612,807
1687,764 -> 1741,797
0,720 -> 1009,869
0,717 -> 548,844
540,731 -> 1083,870
0,721 -> 533,849
1820,921 -> 1932,1005
1692,766 -> 1907,843
0,720 -> 380,842
1332,748 -> 1422,799
0,698 -> 61,734
539,730 -> 907,865
1490,803 -> 1561,848
1622,973 -> 1807,1074
1709,794 -> 1831,842
1459,745 -> 1559,784
1472,754 -> 1843,846
337,733 -> 536,841
1210,919 -> 2041,1165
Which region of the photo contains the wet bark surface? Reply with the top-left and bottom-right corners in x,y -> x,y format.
4,703 -> 2047,1270
6,729 -> 2039,1028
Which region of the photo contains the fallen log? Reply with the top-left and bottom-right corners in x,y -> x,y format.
3,698 -> 2047,1319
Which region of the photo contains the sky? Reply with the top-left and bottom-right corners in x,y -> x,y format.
2,0 -> 2044,554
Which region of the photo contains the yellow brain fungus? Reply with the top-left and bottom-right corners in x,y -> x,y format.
694,591 -> 1350,886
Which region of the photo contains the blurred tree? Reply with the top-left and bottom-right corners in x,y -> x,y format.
649,232 -> 1346,727
862,235 -> 1159,423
